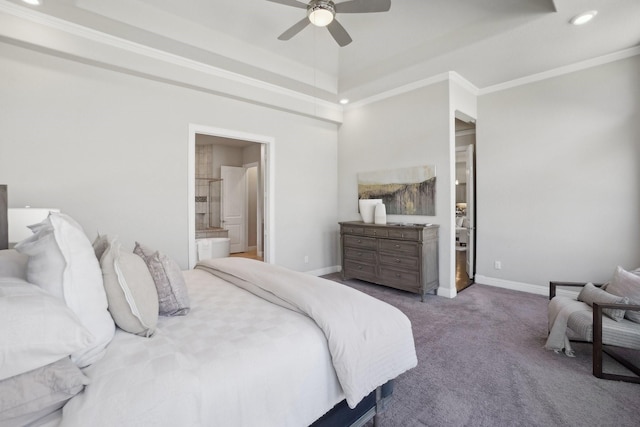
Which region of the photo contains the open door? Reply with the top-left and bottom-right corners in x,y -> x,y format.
465,145 -> 475,279
221,165 -> 247,254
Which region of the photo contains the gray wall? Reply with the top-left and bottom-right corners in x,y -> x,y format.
0,42 -> 338,271
476,55 -> 640,289
2,36 -> 637,290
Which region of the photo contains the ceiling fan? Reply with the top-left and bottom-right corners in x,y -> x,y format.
267,0 -> 391,47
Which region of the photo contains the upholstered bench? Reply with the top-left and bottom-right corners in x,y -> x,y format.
549,280 -> 640,383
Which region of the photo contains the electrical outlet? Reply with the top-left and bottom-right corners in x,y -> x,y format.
304,255 -> 309,264
494,261 -> 502,270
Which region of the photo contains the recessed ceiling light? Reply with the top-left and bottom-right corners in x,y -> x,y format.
339,98 -> 349,105
570,10 -> 598,26
21,0 -> 42,5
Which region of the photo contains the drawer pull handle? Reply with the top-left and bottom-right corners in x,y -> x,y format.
373,231 -> 377,235
357,239 -> 362,243
395,259 -> 401,263
395,244 -> 401,248
401,233 -> 404,238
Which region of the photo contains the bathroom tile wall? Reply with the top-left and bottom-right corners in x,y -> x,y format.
195,144 -> 213,230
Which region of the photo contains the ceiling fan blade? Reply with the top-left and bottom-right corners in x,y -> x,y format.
334,0 -> 391,14
327,19 -> 352,47
278,17 -> 311,40
266,0 -> 308,9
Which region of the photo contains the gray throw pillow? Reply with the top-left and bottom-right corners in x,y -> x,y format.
92,234 -> 110,262
577,282 -> 628,322
605,266 -> 640,323
100,238 -> 159,336
0,357 -> 89,426
134,242 -> 190,316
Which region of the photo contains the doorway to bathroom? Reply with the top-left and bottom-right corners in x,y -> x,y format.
188,125 -> 274,268
455,117 -> 476,292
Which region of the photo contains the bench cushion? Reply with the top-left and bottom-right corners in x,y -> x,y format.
568,309 -> 640,350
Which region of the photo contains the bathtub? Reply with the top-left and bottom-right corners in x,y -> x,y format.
196,237 -> 230,261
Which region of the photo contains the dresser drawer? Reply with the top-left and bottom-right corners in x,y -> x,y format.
378,239 -> 420,256
364,228 -> 388,238
379,254 -> 420,270
379,267 -> 420,290
344,235 -> 377,250
387,228 -> 420,240
344,260 -> 377,278
342,225 -> 364,235
344,247 -> 376,262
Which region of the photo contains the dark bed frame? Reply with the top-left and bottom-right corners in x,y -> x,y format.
312,381 -> 394,427
1,185 -> 7,250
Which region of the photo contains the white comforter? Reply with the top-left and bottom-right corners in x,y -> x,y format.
60,259 -> 417,426
196,257 -> 418,408
60,268 -> 344,427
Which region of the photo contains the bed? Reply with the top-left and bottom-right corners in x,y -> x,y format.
0,194 -> 417,427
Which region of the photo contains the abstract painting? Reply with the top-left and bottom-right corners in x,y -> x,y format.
358,165 -> 436,215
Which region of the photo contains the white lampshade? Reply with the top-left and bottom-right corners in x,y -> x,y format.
8,208 -> 59,244
308,8 -> 334,27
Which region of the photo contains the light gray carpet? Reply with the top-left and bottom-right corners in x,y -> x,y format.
323,274 -> 640,427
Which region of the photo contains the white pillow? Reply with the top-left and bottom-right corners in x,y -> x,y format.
14,225 -> 66,299
100,238 -> 159,337
15,213 -> 115,367
0,249 -> 28,280
0,278 -> 95,381
606,266 -> 640,323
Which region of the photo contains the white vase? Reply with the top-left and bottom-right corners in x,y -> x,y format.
358,199 -> 382,223
374,203 -> 387,224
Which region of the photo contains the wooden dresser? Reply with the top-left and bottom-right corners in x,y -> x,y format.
339,221 -> 439,301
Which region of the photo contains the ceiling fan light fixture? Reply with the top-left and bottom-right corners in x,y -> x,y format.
308,1 -> 335,27
570,10 -> 598,26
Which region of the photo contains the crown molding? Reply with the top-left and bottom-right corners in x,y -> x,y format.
479,46 -> 640,95
448,71 -> 480,96
0,0 -> 343,123
344,72 -> 452,110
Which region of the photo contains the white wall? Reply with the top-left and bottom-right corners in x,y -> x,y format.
0,41 -> 338,271
211,145 -> 244,177
243,144 -> 261,165
476,55 -> 640,292
338,82 -> 454,294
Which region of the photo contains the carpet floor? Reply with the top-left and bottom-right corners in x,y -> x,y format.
323,274 -> 640,427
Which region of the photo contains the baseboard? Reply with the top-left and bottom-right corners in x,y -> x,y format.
307,265 -> 341,277
474,275 -> 547,296
437,287 -> 457,298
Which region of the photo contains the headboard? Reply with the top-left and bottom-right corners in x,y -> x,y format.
0,185 -> 7,250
